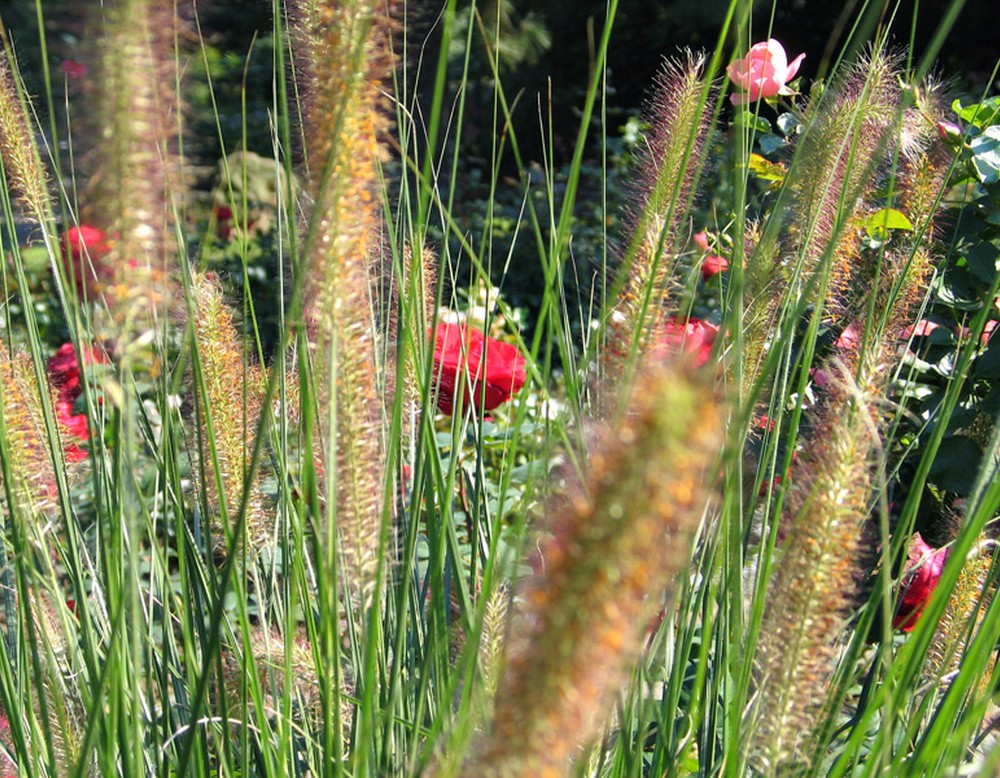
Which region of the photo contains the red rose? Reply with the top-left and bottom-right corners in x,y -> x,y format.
431,323 -> 527,415
653,316 -> 719,367
894,533 -> 949,632
693,231 -> 729,280
61,224 -> 113,295
59,58 -> 88,80
48,342 -> 107,458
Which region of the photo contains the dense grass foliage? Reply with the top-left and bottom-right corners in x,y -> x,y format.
0,1 -> 998,776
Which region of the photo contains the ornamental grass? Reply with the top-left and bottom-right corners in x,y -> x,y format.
0,0 -> 997,776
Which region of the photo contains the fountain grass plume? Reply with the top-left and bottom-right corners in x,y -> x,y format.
786,50 -> 901,315
0,349 -> 87,773
0,48 -> 51,225
924,538 -> 997,685
603,53 -> 714,407
18,585 -> 87,776
84,0 -> 180,357
733,48 -> 904,396
219,625 -> 353,739
379,240 -> 438,445
293,0 -> 399,607
747,68 -> 957,771
880,89 -> 956,336
189,273 -> 270,560
465,362 -> 722,776
478,582 -> 509,704
748,369 -> 881,771
0,349 -> 58,514
740,220 -> 784,391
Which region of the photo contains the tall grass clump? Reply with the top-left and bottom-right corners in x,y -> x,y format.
0,0 -> 997,775
293,0 -> 397,609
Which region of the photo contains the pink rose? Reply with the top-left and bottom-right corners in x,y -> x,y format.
809,367 -> 831,387
701,253 -> 729,280
902,319 -> 941,340
935,121 -> 962,144
431,323 -> 527,415
894,533 -> 948,632
727,39 -> 805,105
835,321 -> 861,350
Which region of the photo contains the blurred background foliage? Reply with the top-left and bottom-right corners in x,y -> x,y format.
1,0 -> 996,338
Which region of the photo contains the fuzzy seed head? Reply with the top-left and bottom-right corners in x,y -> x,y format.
468,364 -> 722,776
0,56 -> 51,223
788,51 -> 902,307
0,349 -> 58,513
190,274 -> 271,559
293,0 -> 400,607
603,52 -> 714,408
83,0 -> 180,354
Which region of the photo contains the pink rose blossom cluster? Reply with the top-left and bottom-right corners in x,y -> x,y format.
652,316 -> 719,368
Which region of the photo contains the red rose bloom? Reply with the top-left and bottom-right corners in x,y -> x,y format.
59,58 -> 88,80
653,316 -> 719,367
48,342 -> 107,460
693,231 -> 729,280
61,224 -> 113,295
701,253 -> 729,279
894,533 -> 949,632
431,323 -> 527,415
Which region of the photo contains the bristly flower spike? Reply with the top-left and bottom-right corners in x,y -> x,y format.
745,54 -> 957,772
0,48 -> 51,225
465,363 -> 722,776
84,0 -> 180,359
189,273 -> 270,560
293,0 -> 400,608
602,52 -> 715,412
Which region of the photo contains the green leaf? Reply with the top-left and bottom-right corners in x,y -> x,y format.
970,125 -> 1000,185
864,208 -> 913,239
509,458 -> 549,484
953,97 -> 1000,128
733,111 -> 771,133
963,239 -> 1000,285
758,133 -> 785,155
20,245 -> 50,273
974,335 -> 1000,379
747,153 -> 787,183
776,112 -> 801,136
928,435 -> 983,495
